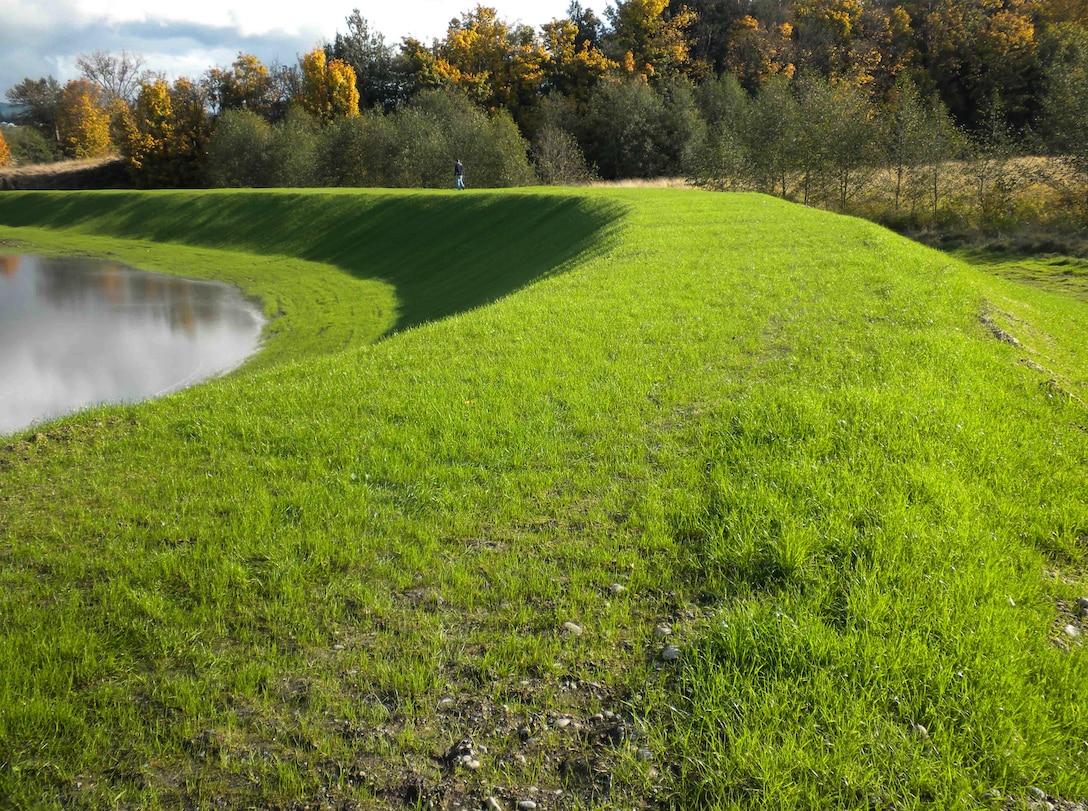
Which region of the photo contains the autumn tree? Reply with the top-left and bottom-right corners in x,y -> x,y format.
76,50 -> 152,105
721,14 -> 795,91
428,6 -> 549,122
117,78 -> 210,187
541,17 -> 616,106
0,129 -> 11,167
298,48 -> 360,122
204,53 -> 273,117
904,0 -> 1039,130
604,0 -> 699,79
56,79 -> 111,159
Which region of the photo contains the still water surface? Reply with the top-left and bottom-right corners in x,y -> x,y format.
0,254 -> 265,435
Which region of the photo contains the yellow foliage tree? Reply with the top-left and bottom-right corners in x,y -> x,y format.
431,6 -> 548,118
56,79 -> 111,159
117,77 -> 210,187
205,53 -> 272,115
298,48 -> 360,122
541,18 -> 616,106
0,129 -> 11,167
604,0 -> 698,78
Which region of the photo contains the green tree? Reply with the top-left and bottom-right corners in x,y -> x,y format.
4,77 -> 61,145
206,108 -> 272,187
743,75 -> 800,196
880,76 -> 929,211
1040,22 -> 1088,191
795,75 -> 881,210
328,9 -> 401,110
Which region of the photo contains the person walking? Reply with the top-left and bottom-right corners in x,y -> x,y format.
455,159 -> 465,190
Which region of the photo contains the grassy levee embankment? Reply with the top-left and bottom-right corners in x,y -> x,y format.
0,189 -> 1086,810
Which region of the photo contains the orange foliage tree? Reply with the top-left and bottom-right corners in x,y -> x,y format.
0,129 -> 11,167
298,48 -> 360,122
56,79 -> 111,159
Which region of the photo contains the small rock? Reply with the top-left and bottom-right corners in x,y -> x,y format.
661,645 -> 681,661
1064,624 -> 1080,638
981,790 -> 1002,802
555,716 -> 573,729
562,621 -> 583,636
1077,597 -> 1088,610
1028,787 -> 1047,801
610,583 -> 626,595
331,644 -> 345,651
514,753 -> 527,765
517,801 -> 537,811
911,723 -> 929,740
637,748 -> 654,762
653,623 -> 672,638
485,798 -> 504,811
439,696 -> 456,709
590,713 -> 605,722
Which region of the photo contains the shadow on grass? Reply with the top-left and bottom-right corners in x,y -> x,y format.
0,190 -> 625,333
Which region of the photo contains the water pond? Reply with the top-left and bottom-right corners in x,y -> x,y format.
0,254 -> 265,436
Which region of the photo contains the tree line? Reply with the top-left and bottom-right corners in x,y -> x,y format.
1,0 -> 1086,223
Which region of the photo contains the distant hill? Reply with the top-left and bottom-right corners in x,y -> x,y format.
0,102 -> 24,123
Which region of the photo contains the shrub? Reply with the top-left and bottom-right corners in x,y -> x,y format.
206,109 -> 272,187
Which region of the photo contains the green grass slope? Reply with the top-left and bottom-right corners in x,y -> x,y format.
0,189 -> 1086,811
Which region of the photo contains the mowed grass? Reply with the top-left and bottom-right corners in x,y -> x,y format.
0,188 -> 1086,810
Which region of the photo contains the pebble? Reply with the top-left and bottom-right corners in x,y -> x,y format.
911,723 -> 929,740
610,583 -> 626,594
486,798 -> 504,811
555,716 -> 573,729
1064,624 -> 1081,638
562,621 -> 583,636
637,747 -> 654,762
654,623 -> 672,638
1028,787 -> 1047,801
331,644 -> 345,651
1077,597 -> 1088,610
517,801 -> 537,811
661,645 -> 681,661
438,697 -> 456,709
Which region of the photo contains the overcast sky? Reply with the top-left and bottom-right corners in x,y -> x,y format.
0,0 -> 596,98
